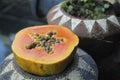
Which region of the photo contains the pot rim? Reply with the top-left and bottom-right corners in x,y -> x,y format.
58,1 -> 115,21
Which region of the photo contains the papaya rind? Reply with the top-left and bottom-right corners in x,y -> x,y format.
13,47 -> 77,76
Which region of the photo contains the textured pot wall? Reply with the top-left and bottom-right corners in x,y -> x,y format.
78,38 -> 116,61
47,3 -> 120,61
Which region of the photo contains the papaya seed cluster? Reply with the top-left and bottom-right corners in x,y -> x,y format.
26,31 -> 64,54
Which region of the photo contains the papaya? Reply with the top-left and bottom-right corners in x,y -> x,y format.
11,25 -> 79,76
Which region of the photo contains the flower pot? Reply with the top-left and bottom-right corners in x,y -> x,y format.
47,2 -> 120,61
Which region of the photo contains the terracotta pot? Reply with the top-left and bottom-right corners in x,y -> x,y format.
47,2 -> 120,61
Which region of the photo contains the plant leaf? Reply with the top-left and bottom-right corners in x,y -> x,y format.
104,3 -> 110,8
67,5 -> 73,13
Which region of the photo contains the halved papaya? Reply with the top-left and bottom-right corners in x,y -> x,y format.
12,25 -> 79,76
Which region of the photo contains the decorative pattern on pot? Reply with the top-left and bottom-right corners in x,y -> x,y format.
47,3 -> 120,39
0,48 -> 98,80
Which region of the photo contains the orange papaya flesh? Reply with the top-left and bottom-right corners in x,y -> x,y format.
12,25 -> 79,76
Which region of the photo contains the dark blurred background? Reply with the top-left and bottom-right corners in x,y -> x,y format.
0,0 -> 46,64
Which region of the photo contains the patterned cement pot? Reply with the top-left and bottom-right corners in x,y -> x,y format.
0,48 -> 98,80
47,2 -> 120,61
